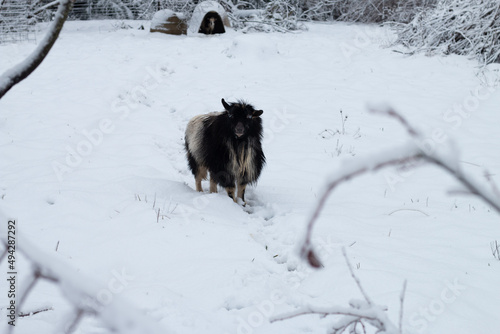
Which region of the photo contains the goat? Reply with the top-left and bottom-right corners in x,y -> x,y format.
185,99 -> 265,203
199,12 -> 218,34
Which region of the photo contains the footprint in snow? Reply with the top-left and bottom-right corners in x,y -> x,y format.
243,196 -> 276,222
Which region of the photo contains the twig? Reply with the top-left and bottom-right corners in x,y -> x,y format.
491,240 -> 500,261
388,208 -> 429,216
32,0 -> 61,14
0,246 -> 7,263
0,230 -> 167,334
342,247 -> 372,306
65,308 -> 85,334
18,307 -> 54,318
271,306 -> 382,324
8,271 -> 43,334
484,170 -> 500,199
399,280 -> 407,334
368,106 -> 420,138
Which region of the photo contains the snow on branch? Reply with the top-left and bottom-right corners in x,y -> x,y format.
33,0 -> 62,15
301,105 -> 500,268
0,0 -> 74,99
271,247 -> 403,334
392,0 -> 500,64
0,215 -> 168,334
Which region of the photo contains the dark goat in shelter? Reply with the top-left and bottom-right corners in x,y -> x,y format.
185,99 -> 265,203
199,11 -> 225,34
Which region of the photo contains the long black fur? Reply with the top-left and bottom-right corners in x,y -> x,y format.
198,12 -> 225,35
185,99 -> 265,200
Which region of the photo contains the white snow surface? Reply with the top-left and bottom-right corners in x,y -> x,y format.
151,9 -> 186,27
1,20 -> 500,334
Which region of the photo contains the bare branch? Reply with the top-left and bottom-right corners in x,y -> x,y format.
270,305 -> 382,324
18,307 -> 54,318
273,248 -> 400,333
388,208 -> 429,216
0,214 -> 169,334
368,105 -> 421,138
16,270 -> 42,312
65,308 -> 85,334
271,285 -> 398,333
491,240 -> 500,261
301,106 -> 500,268
300,144 -> 423,267
0,0 -> 74,99
399,280 -> 407,334
484,170 -> 500,199
33,0 -> 61,15
15,235 -> 167,333
425,154 -> 500,214
342,247 -> 373,306
0,245 -> 7,263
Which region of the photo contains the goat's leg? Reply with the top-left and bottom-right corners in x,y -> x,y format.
237,183 -> 247,205
195,166 -> 207,192
225,187 -> 236,202
209,173 -> 218,193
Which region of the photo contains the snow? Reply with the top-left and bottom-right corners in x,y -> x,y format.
1,19 -> 500,334
151,9 -> 186,27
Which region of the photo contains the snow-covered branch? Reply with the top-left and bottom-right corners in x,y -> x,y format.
271,247 -> 402,334
301,106 -> 500,268
0,215 -> 168,334
392,0 -> 500,64
32,0 -> 61,15
0,0 -> 74,99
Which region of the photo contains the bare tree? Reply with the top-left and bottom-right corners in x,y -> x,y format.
0,0 -> 74,99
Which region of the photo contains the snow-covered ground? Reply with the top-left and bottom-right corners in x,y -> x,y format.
1,19 -> 500,334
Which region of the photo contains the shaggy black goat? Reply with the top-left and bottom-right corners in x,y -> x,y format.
185,99 -> 265,203
201,14 -> 216,34
199,12 -> 225,35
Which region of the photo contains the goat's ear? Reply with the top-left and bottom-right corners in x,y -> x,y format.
252,109 -> 263,118
221,98 -> 231,111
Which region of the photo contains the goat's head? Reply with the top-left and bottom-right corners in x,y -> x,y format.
222,98 -> 263,138
208,17 -> 216,29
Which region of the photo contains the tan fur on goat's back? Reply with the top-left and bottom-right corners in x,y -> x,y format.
185,112 -> 223,162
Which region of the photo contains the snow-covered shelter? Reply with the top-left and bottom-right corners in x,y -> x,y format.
188,1 -> 230,35
150,10 -> 187,35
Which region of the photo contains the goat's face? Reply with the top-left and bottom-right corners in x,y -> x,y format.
208,17 -> 216,29
222,98 -> 263,138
